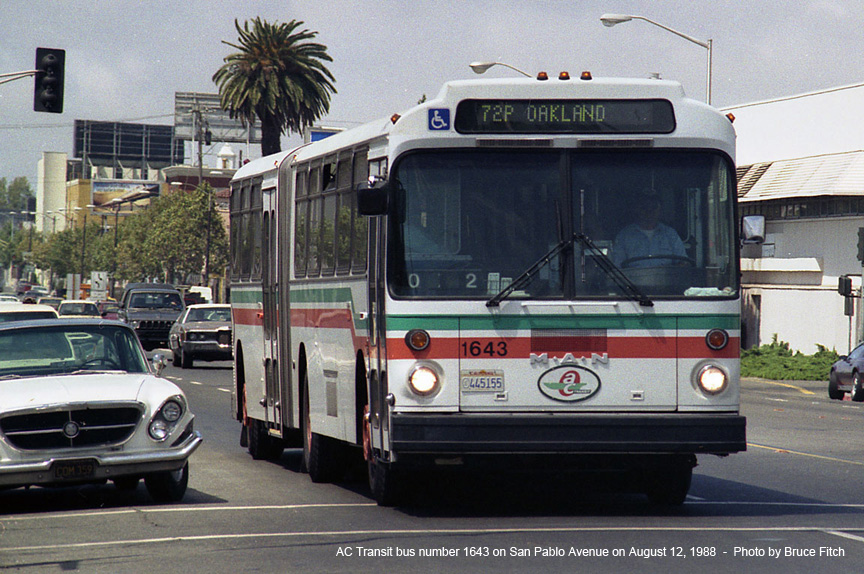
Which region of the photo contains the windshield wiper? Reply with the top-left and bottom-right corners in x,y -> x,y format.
486,236 -> 575,307
574,234 -> 653,307
485,234 -> 653,308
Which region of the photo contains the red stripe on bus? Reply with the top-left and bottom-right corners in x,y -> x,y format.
386,336 -> 739,360
233,307 -> 263,326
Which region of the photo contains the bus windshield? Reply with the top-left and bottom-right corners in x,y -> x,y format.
388,149 -> 738,300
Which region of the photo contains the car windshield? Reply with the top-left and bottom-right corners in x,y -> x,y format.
0,324 -> 149,378
186,307 -> 231,322
59,302 -> 99,316
0,310 -> 57,322
128,292 -> 183,309
388,149 -> 738,300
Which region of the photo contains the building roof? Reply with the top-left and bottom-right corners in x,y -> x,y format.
738,149 -> 864,202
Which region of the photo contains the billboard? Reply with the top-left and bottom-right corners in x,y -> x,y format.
174,92 -> 261,144
74,120 -> 182,165
90,180 -> 161,209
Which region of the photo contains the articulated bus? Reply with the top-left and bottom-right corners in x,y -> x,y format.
230,71 -> 753,505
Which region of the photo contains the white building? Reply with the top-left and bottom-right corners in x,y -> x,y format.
726,83 -> 864,354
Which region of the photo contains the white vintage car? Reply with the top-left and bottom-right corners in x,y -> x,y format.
0,319 -> 202,502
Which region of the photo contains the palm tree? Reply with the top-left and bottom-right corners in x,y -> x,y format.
213,17 -> 336,156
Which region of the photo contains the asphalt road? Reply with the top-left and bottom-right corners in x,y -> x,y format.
2,365 -> 864,574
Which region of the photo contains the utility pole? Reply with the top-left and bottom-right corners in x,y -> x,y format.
191,105 -> 213,286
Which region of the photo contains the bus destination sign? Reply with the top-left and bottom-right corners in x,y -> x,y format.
454,99 -> 675,134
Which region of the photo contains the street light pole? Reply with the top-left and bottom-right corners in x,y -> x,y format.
600,13 -> 713,105
469,61 -> 532,77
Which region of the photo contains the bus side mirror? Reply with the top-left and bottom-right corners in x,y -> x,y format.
356,178 -> 389,216
741,215 -> 765,245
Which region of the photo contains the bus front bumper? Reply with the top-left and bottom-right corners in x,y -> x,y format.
390,413 -> 745,456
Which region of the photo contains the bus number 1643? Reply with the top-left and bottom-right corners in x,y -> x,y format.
461,340 -> 508,357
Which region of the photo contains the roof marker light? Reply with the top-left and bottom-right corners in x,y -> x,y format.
559,71 -> 571,81
580,71 -> 593,81
536,71 -> 549,81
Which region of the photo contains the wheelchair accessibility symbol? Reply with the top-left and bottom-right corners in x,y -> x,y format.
428,108 -> 450,131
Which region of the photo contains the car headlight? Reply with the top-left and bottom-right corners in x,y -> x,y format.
407,364 -> 440,396
697,364 -> 728,395
149,396 -> 185,441
161,399 -> 183,422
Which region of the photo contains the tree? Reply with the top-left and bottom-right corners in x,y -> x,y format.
114,186 -> 228,284
213,17 -> 337,156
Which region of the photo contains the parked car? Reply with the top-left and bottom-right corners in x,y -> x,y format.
169,304 -> 232,368
118,283 -> 185,351
0,319 -> 202,501
0,303 -> 58,321
57,300 -> 101,318
96,300 -> 120,320
829,343 -> 864,400
0,294 -> 20,303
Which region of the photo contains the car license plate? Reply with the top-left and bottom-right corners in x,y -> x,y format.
460,370 -> 505,392
52,459 -> 97,480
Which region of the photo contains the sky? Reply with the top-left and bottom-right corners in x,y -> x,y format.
1,0 -> 863,185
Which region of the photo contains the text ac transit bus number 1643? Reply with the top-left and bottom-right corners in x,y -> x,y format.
229,70 -> 763,506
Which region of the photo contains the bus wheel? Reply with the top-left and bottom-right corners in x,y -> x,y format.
368,457 -> 403,507
248,419 -> 283,461
644,456 -> 694,506
302,375 -> 342,483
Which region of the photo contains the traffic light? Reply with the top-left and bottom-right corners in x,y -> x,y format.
839,275 -> 852,296
33,47 -> 65,113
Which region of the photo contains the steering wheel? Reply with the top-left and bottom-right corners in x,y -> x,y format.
620,254 -> 697,268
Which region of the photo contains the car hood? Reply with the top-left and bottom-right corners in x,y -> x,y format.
0,373 -> 180,411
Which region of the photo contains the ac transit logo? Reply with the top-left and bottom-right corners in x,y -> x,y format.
537,365 -> 601,402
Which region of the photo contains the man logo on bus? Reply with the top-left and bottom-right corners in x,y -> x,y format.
538,365 -> 601,402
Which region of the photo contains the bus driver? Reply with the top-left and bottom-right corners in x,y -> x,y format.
612,190 -> 687,268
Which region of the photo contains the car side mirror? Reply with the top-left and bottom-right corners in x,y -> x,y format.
151,353 -> 167,376
356,178 -> 389,216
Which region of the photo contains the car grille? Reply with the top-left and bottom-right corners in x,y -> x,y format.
0,405 -> 143,450
136,320 -> 173,334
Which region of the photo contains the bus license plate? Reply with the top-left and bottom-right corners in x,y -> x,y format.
460,370 -> 505,392
52,459 -> 97,480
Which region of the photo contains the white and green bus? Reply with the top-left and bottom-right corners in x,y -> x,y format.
230,71 -> 755,505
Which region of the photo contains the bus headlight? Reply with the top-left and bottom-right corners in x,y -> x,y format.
407,364 -> 440,396
697,364 -> 728,395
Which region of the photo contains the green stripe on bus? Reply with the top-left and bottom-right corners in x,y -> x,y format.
386,314 -> 739,331
230,288 -> 263,304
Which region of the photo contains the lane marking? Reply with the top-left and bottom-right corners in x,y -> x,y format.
1,502 -> 377,522
824,530 -> 864,544
217,387 -> 231,393
749,442 -> 864,466
748,380 -> 816,395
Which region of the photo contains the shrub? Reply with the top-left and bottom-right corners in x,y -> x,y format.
741,335 -> 839,381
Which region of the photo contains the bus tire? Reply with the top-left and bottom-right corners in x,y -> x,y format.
368,457 -> 403,507
248,419 -> 283,461
644,456 -> 694,506
302,369 -> 343,483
